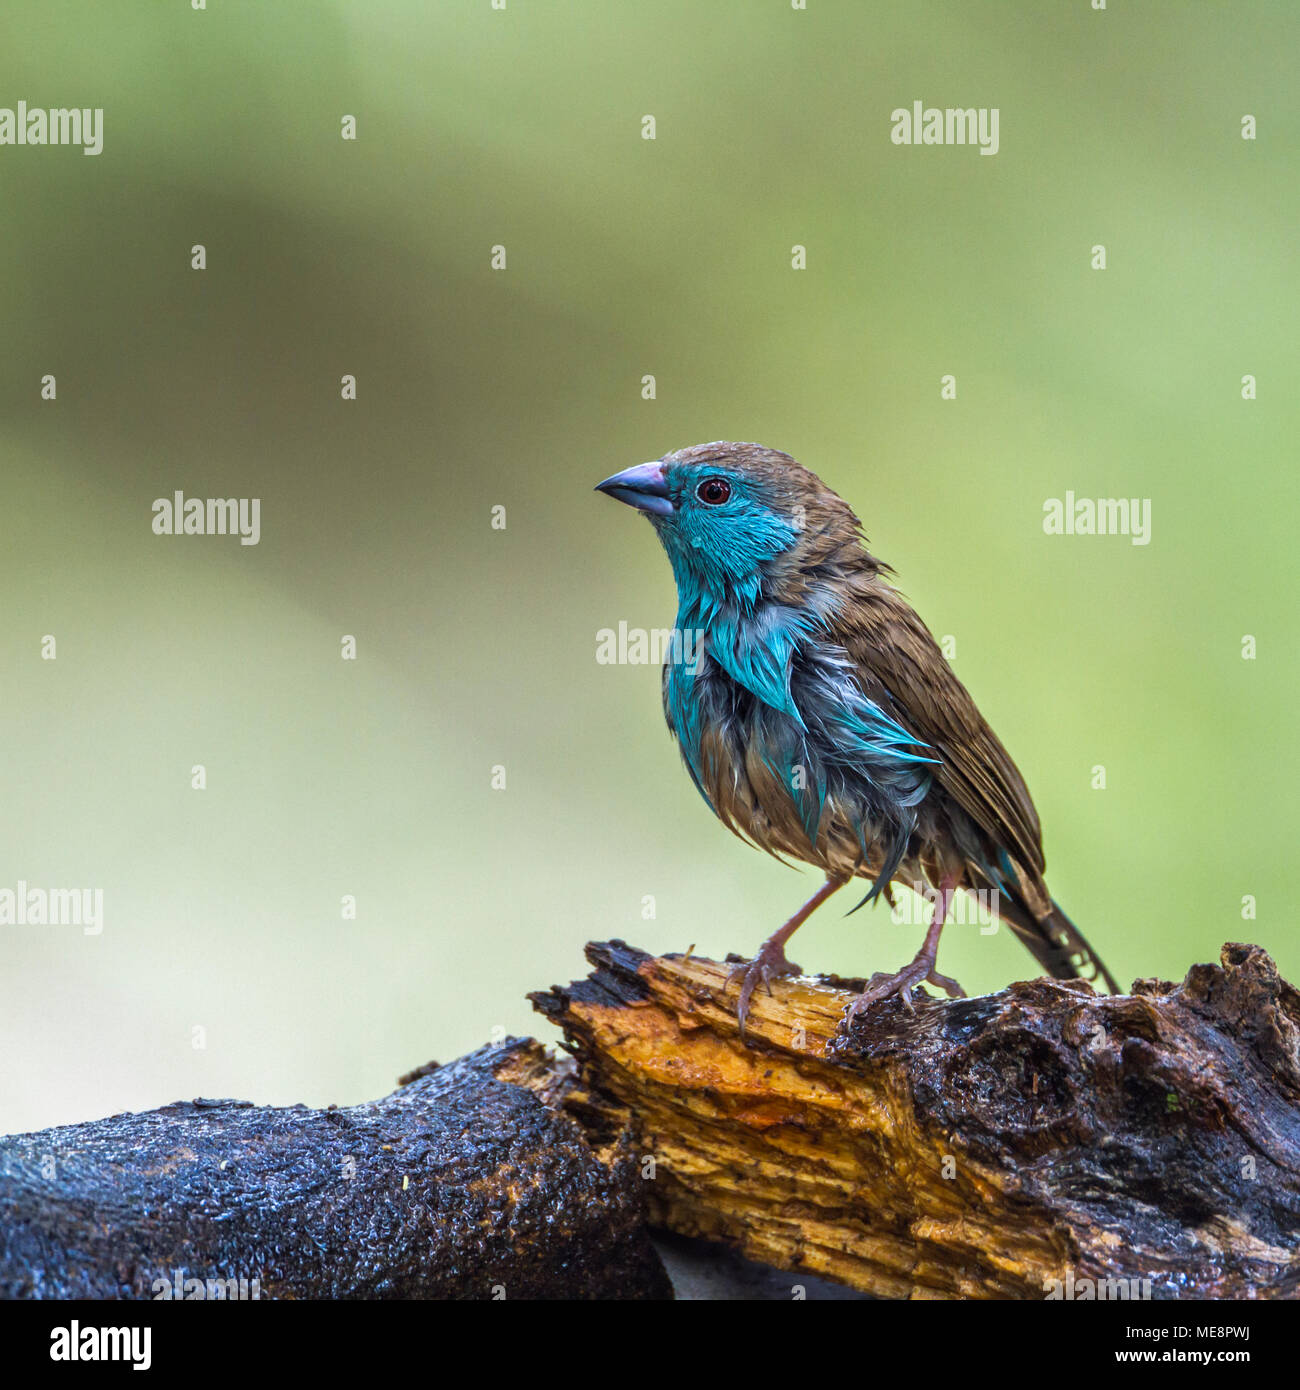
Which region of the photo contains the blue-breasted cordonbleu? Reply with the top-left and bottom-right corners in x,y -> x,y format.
595,441 -> 1119,1032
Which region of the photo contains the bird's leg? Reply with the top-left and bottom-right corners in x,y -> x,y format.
728,875 -> 848,1036
844,874 -> 967,1020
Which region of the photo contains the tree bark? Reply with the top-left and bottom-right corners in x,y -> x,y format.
531,940 -> 1300,1299
0,1040 -> 670,1300
8,940 -> 1299,1301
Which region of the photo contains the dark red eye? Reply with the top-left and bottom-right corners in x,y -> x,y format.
696,477 -> 731,505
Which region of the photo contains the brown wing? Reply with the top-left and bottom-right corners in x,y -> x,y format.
828,580 -> 1046,881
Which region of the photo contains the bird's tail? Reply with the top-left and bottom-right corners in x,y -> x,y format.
996,891 -> 1120,994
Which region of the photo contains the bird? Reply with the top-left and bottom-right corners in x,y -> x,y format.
595,441 -> 1119,1034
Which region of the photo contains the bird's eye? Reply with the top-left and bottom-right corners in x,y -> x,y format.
696,477 -> 732,506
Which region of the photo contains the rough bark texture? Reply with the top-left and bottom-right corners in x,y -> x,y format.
0,1039 -> 670,1300
531,940 -> 1300,1299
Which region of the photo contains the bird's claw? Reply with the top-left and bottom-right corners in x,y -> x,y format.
843,956 -> 966,1023
727,945 -> 803,1037
925,967 -> 966,999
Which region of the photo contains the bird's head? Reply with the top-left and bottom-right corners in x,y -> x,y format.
595,441 -> 865,609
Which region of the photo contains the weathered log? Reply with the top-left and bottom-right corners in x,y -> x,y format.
531,940 -> 1300,1299
0,1039 -> 670,1300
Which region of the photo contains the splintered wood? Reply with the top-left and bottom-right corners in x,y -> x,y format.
532,940 -> 1300,1299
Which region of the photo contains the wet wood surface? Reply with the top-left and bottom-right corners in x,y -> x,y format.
533,940 -> 1300,1299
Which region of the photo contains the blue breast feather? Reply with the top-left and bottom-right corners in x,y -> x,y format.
663,588 -> 939,905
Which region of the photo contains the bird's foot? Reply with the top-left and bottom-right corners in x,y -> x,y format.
843,951 -> 967,1023
727,942 -> 804,1037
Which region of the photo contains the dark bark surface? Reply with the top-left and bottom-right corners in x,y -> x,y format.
0,1039 -> 670,1300
532,940 -> 1300,1298
8,939 -> 1298,1301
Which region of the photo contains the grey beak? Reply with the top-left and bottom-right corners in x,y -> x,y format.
594,461 -> 673,517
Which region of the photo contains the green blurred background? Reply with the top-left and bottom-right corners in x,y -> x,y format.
2,1 -> 1295,1134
